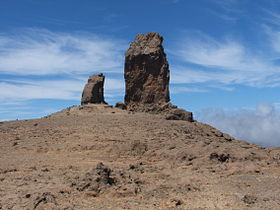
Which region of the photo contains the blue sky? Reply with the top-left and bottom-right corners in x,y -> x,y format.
1,0 -> 280,146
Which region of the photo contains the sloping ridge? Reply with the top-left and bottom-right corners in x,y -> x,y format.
0,104 -> 280,209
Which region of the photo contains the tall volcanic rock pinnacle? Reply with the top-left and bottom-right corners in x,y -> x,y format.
124,32 -> 170,108
81,73 -> 106,105
123,32 -> 193,122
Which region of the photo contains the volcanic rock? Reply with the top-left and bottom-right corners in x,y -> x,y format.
115,102 -> 127,110
123,32 -> 193,122
81,74 -> 106,105
124,32 -> 170,109
165,108 -> 193,122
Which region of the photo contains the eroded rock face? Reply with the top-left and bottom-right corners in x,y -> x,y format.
124,32 -> 170,108
81,74 -> 106,105
123,32 -> 193,121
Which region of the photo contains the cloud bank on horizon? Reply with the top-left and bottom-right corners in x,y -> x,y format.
0,0 -> 280,146
197,104 -> 280,147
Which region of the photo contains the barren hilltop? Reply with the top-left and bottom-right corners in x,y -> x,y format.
1,32 -> 280,210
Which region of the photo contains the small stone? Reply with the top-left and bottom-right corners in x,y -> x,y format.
223,133 -> 233,141
171,199 -> 183,206
242,194 -> 257,204
210,153 -> 230,163
25,194 -> 31,198
115,102 -> 127,110
85,191 -> 98,197
41,168 -> 49,172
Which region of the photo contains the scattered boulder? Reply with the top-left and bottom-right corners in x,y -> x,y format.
81,74 -> 106,105
131,140 -> 148,156
115,102 -> 127,110
70,162 -> 115,196
124,32 -> 170,109
165,108 -> 193,122
171,198 -> 183,206
242,194 -> 257,204
210,153 -> 230,163
68,162 -> 143,198
33,192 -> 57,209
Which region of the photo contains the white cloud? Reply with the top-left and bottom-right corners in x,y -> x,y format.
170,86 -> 207,94
177,34 -> 270,72
0,28 -> 126,113
264,25 -> 280,55
0,77 -> 124,102
104,77 -> 125,98
171,65 -> 279,89
273,102 -> 280,109
0,77 -> 124,121
0,76 -> 125,121
262,8 -> 280,27
171,66 -> 238,84
179,40 -> 244,69
0,80 -> 82,101
105,78 -> 124,91
197,104 -> 280,147
0,28 -> 125,75
172,32 -> 280,88
209,0 -> 243,21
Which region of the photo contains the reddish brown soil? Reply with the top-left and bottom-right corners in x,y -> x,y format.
0,104 -> 280,209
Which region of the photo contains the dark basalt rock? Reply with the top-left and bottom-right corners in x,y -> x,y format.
123,32 -> 193,122
81,74 -> 106,105
124,32 -> 170,109
165,108 -> 193,122
115,102 -> 127,110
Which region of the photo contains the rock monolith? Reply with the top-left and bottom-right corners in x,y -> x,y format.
123,32 -> 193,121
81,74 -> 106,105
124,32 -> 170,110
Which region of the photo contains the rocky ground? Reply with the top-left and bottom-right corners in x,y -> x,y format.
0,104 -> 280,209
